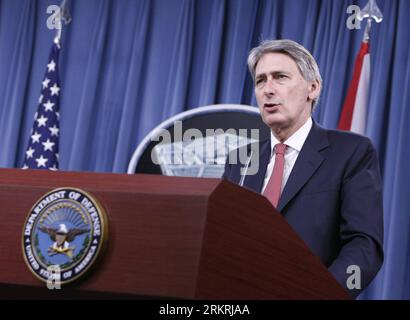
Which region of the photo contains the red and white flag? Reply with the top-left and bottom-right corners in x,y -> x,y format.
338,42 -> 370,135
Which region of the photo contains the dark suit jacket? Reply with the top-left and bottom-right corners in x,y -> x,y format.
223,121 -> 384,298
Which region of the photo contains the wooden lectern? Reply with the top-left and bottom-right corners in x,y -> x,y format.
0,168 -> 349,299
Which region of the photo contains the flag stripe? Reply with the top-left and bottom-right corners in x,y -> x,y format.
338,42 -> 369,131
350,53 -> 370,134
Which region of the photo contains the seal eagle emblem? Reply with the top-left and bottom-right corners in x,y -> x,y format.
39,223 -> 89,258
22,188 -> 108,285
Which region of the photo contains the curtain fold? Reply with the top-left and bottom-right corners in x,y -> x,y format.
0,0 -> 36,166
195,0 -> 226,107
217,0 -> 259,103
374,0 -> 410,299
66,0 -> 111,170
112,0 -> 151,173
162,0 -> 194,118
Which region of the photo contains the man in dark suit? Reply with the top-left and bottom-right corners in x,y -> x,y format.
223,39 -> 383,298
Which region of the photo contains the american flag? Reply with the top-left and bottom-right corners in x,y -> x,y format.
22,42 -> 61,170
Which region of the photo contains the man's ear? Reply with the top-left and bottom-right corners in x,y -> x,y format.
307,81 -> 321,101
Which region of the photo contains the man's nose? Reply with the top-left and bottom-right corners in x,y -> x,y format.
263,78 -> 276,96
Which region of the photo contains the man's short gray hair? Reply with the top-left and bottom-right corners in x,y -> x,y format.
248,39 -> 323,110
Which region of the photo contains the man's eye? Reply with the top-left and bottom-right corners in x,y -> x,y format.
275,74 -> 287,80
256,79 -> 265,85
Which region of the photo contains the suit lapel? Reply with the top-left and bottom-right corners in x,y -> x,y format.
277,122 -> 329,212
243,139 -> 271,193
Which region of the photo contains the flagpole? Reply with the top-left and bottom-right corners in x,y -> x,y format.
363,18 -> 371,43
337,0 -> 383,134
357,0 -> 383,43
55,0 -> 72,45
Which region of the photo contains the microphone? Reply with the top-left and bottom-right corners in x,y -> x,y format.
239,150 -> 253,187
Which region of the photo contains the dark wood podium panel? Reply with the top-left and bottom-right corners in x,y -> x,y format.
198,182 -> 349,299
0,168 -> 349,299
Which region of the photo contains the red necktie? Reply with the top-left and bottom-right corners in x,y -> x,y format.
263,143 -> 287,208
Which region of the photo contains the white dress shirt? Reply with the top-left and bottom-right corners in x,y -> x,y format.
261,117 -> 313,193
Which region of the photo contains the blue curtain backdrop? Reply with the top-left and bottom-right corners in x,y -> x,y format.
0,0 -> 409,299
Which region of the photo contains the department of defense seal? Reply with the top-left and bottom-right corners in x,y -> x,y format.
22,188 -> 108,285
